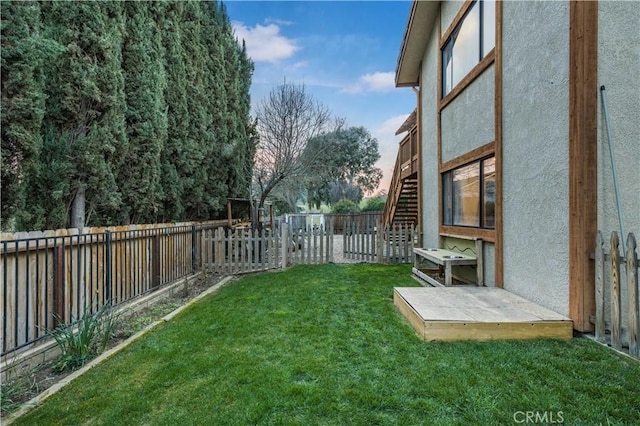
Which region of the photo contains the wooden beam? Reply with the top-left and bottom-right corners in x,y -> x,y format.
422,321 -> 573,342
494,0 -> 504,289
437,4 -> 443,249
569,0 -> 598,332
416,86 -> 423,246
440,0 -> 475,48
439,141 -> 495,173
439,226 -> 495,243
439,50 -> 495,111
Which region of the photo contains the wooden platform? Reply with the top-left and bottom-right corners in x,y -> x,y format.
394,287 -> 573,341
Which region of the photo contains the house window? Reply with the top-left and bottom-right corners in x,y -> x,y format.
443,156 -> 495,229
442,0 -> 495,96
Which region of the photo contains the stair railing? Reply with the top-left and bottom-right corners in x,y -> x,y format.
382,127 -> 418,229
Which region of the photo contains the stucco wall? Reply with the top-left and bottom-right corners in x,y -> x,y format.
440,0 -> 465,33
597,1 -> 640,339
598,1 -> 640,240
441,66 -> 495,163
420,0 -> 495,283
501,0 -> 570,316
420,17 -> 440,249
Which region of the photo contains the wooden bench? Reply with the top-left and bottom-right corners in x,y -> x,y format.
413,244 -> 483,287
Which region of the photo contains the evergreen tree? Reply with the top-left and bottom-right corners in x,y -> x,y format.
0,1 -> 48,228
198,0 -> 228,219
119,1 -> 167,224
160,1 -> 189,221
1,0 -> 255,229
38,1 -> 127,229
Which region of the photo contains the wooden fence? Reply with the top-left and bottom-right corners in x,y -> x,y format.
200,225 -> 333,275
327,212 -> 381,233
595,231 -> 639,359
343,220 -> 416,264
0,221 -> 227,358
280,212 -> 382,234
1,215 -> 413,358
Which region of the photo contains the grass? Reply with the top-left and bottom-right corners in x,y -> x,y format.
9,264 -> 640,425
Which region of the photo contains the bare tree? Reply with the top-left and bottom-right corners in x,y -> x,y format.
253,82 -> 334,209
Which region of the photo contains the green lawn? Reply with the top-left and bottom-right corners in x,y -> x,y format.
12,264 -> 640,425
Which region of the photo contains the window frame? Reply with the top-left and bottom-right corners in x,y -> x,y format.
442,155 -> 496,232
440,0 -> 495,100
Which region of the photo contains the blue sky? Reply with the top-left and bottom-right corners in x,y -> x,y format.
224,0 -> 415,193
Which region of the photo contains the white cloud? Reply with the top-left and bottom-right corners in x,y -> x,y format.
264,18 -> 294,26
361,72 -> 396,92
342,71 -> 396,94
232,21 -> 299,63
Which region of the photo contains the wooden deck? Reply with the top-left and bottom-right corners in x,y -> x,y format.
394,287 -> 573,341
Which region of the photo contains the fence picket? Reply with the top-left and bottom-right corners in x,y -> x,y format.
319,225 -> 324,264
230,229 -> 236,274
344,221 -> 349,259
306,226 -> 311,264
242,229 -> 248,273
627,233 -> 639,357
281,225 -> 288,269
611,232 -> 622,350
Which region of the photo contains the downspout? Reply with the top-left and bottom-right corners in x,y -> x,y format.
412,85 -> 422,246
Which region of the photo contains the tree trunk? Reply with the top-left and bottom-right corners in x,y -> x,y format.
70,186 -> 86,229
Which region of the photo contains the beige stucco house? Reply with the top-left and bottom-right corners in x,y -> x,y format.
387,0 -> 639,332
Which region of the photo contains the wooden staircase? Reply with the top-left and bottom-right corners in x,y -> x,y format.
382,112 -> 419,230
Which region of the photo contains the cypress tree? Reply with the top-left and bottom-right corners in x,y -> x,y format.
38,1 -> 127,228
160,1 -> 189,221
120,1 -> 167,224
179,1 -> 213,219
230,38 -> 256,199
0,1 -> 47,229
200,0 -> 230,218
2,0 -> 256,229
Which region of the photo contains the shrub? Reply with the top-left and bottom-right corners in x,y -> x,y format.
50,304 -> 121,372
331,198 -> 359,213
360,196 -> 386,212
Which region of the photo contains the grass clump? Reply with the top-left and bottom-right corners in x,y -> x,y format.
11,264 -> 640,425
49,304 -> 121,373
1,369 -> 39,416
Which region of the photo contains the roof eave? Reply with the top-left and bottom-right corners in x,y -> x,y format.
395,1 -> 440,87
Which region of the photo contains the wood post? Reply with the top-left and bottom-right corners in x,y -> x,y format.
152,232 -> 161,290
53,242 -> 65,326
191,225 -> 197,273
329,218 -> 334,263
104,230 -> 112,305
595,231 -> 605,342
376,220 -> 383,264
569,0 -> 598,332
475,239 -> 484,286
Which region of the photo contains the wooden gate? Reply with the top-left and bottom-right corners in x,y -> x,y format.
342,214 -> 415,264
343,214 -> 378,262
